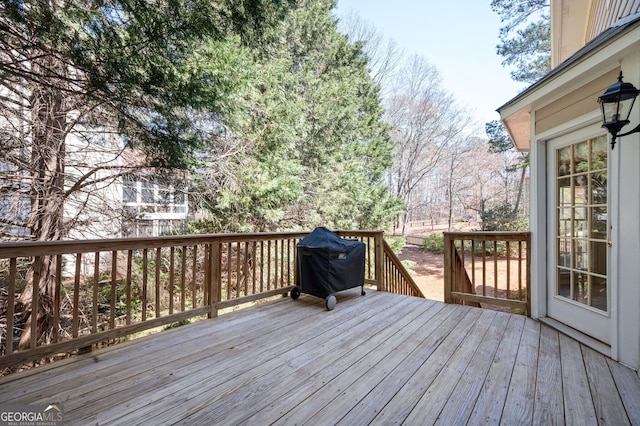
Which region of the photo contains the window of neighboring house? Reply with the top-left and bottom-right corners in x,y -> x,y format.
123,175 -> 137,203
174,190 -> 187,213
141,179 -> 154,204
157,187 -> 171,213
121,175 -> 188,216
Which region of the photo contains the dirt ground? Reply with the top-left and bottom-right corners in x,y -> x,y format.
396,245 -> 445,301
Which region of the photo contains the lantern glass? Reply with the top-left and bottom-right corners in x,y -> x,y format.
601,93 -> 636,125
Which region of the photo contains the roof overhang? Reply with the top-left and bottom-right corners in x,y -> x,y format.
497,13 -> 640,151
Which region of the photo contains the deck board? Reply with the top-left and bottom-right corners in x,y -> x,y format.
533,324 -> 565,425
466,313 -> 525,425
500,316 -> 540,425
582,345 -> 631,425
559,333 -> 598,425
0,288 -> 639,425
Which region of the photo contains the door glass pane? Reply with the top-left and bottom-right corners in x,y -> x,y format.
555,137 -> 608,312
573,271 -> 589,304
591,172 -> 607,204
558,269 -> 571,298
558,238 -> 571,267
591,277 -> 607,311
590,207 -> 607,239
573,176 -> 588,205
591,241 -> 607,276
573,207 -> 588,237
558,146 -> 572,176
591,135 -> 607,170
558,208 -> 572,237
574,141 -> 589,172
558,178 -> 571,206
574,239 -> 588,270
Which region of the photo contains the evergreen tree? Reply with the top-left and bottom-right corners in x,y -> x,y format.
198,0 -> 402,232
491,0 -> 551,84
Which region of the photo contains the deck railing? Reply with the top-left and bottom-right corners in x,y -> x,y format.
0,230 -> 419,370
443,231 -> 531,316
381,239 -> 424,298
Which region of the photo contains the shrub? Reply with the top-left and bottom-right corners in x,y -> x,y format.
386,236 -> 405,255
481,202 -> 528,231
422,233 -> 444,254
401,259 -> 416,276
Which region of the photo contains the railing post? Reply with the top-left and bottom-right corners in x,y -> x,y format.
374,231 -> 384,291
210,241 -> 221,318
443,232 -> 452,304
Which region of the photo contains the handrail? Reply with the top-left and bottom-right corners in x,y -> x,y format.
0,229 -> 421,371
443,231 -> 531,316
381,240 -> 425,298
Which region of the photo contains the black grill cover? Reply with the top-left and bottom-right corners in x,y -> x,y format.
296,227 -> 365,298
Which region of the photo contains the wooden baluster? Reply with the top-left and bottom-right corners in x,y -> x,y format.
54,255 -> 61,343
191,245 -> 198,309
155,247 -> 161,318
493,240 -> 499,297
267,241 -> 272,291
180,246 -> 187,311
252,241 -> 257,294
259,241 -> 265,293
126,250 -> 133,325
111,251 -> 118,329
169,246 -> 175,314
235,241 -> 241,298
92,252 -> 100,333
73,253 -> 82,338
6,258 -> 16,354
142,249 -> 148,321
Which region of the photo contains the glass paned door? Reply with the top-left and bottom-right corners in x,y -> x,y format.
555,136 -> 608,311
548,133 -> 610,344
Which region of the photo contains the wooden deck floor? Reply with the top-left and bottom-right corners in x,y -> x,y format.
1,288 -> 639,425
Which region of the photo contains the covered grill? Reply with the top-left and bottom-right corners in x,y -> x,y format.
291,227 -> 366,310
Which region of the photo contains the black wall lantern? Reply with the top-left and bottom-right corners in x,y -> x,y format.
598,71 -> 640,149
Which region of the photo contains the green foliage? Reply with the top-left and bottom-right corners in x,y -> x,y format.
422,233 -> 445,254
480,202 -> 528,231
486,120 -> 515,154
386,237 -> 406,255
401,259 -> 416,275
198,0 -> 402,232
491,0 -> 551,84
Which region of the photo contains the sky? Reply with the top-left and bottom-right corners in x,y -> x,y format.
334,0 -> 527,127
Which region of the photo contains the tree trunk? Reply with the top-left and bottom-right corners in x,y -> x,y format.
17,57 -> 67,350
513,164 -> 527,215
